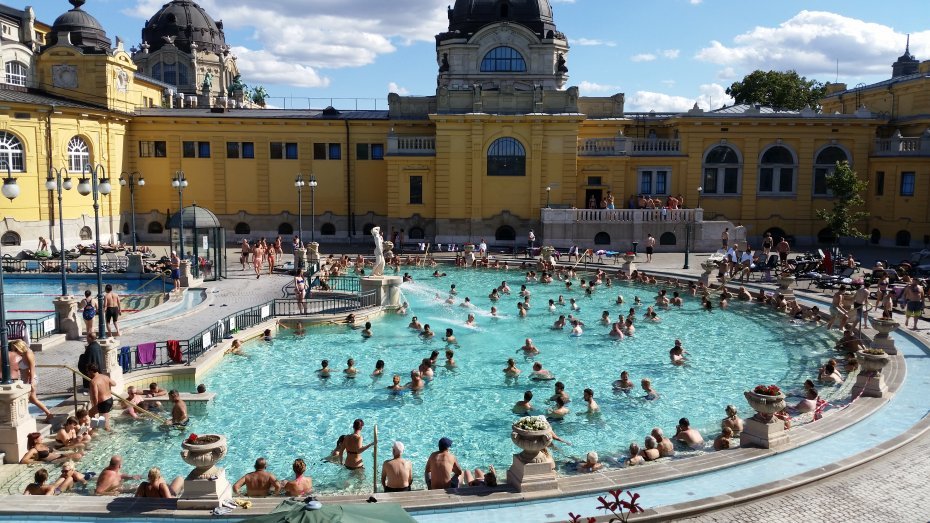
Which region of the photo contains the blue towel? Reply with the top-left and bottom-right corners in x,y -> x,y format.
118,346 -> 132,373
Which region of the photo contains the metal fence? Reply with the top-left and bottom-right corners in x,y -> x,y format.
274,291 -> 378,317
6,313 -> 58,342
318,275 -> 362,293
1,258 -> 129,274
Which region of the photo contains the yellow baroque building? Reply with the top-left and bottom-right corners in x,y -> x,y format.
0,0 -> 928,256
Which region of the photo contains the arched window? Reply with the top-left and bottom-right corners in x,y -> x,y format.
495,225 -> 516,241
702,144 -> 740,195
659,232 -> 677,245
870,229 -> 881,245
896,230 -> 911,247
813,146 -> 849,196
122,222 -> 130,235
321,223 -> 336,236
79,226 -> 92,240
147,222 -> 164,234
234,222 -> 250,235
362,223 -> 375,236
487,138 -> 526,177
764,227 -> 787,241
0,132 -> 24,171
178,62 -> 189,86
594,232 -> 611,245
5,61 -> 27,86
408,227 -> 425,240
758,145 -> 797,195
67,137 -> 90,172
480,47 -> 526,72
153,63 -> 162,82
278,223 -> 294,235
1,231 -> 21,246
817,228 -> 837,244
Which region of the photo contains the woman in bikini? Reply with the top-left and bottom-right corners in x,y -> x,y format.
134,467 -> 183,498
343,419 -> 373,470
10,340 -> 54,422
20,432 -> 82,464
294,269 -> 308,314
282,458 -> 313,496
267,238 -> 277,275
252,240 -> 265,279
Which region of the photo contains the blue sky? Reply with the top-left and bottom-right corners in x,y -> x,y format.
33,0 -> 930,111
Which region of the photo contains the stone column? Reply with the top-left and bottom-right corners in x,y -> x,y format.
54,295 -> 81,340
294,247 -> 307,271
178,435 -> 232,510
126,252 -> 144,274
360,276 -> 403,309
307,242 -> 321,273
100,337 -> 125,396
179,259 -> 195,288
740,391 -> 790,449
0,382 -> 38,464
622,254 -> 637,277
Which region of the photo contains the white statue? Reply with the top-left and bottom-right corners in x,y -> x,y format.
371,226 -> 385,276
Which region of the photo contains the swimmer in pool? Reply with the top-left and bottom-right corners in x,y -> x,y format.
548,299 -> 556,312
557,295 -> 565,306
669,340 -> 686,366
317,360 -> 331,378
641,378 -> 658,400
445,349 -> 456,368
600,311 -> 610,324
465,313 -> 476,327
616,295 -> 624,305
444,295 -> 455,305
459,297 -> 472,308
406,371 -> 424,391
372,360 -> 385,377
549,381 -> 570,404
634,296 -> 642,305
408,317 -> 423,331
552,315 -> 566,330
531,362 -> 554,381
519,338 -> 539,355
519,285 -> 531,297
449,284 -> 458,295
548,396 -> 569,419
517,302 -> 527,318
625,319 -> 635,336
344,358 -> 358,377
420,324 -> 435,338
490,306 -> 498,317
418,358 -> 434,379
387,375 -> 404,392
612,371 -> 633,392
513,391 -> 533,414
499,281 -> 511,294
570,321 -> 583,336
361,322 -> 372,338
502,358 -> 522,377
522,296 -> 532,310
570,298 -> 579,311
489,288 -> 500,301
583,388 -> 599,413
609,321 -> 625,339
443,328 -> 457,344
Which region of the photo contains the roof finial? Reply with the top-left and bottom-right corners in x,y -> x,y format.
69,0 -> 86,10
906,33 -> 910,53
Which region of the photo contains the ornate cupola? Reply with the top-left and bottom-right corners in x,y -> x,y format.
46,0 -> 111,53
892,35 -> 919,78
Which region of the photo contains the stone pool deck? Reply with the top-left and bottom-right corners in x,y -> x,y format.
11,247 -> 930,522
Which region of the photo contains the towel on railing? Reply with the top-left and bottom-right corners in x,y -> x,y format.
136,343 -> 157,365
167,340 -> 183,363
118,346 -> 132,372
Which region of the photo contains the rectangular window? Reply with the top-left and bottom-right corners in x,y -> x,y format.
813,168 -> 828,195
313,143 -> 327,160
900,172 -> 915,197
655,171 -> 668,195
328,143 -> 342,160
356,143 -> 369,161
242,142 -> 255,159
226,142 -> 240,159
410,176 -> 423,204
876,171 -> 885,196
270,142 -> 283,160
139,141 -> 167,158
198,141 -> 211,158
587,176 -> 602,186
640,171 -> 652,194
285,143 -> 298,160
183,141 -> 196,158
270,142 -> 298,160
723,167 -> 739,194
778,168 -> 794,193
371,143 -> 384,160
759,168 -> 774,192
703,168 -> 718,194
183,141 -> 210,158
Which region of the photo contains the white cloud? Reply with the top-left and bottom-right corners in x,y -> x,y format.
696,10 -> 930,78
716,66 -> 737,80
631,53 -> 657,62
575,38 -> 616,47
626,83 -> 733,112
690,0 -> 703,4
661,49 -> 680,59
578,81 -> 621,94
125,0 -> 448,86
387,82 -> 409,95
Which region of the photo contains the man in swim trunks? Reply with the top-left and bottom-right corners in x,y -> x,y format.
513,391 -> 533,414
903,280 -> 925,330
382,441 -> 413,492
232,457 -> 280,496
169,390 -> 188,426
87,363 -> 115,431
645,234 -> 655,263
169,251 -> 181,291
344,419 -> 374,470
425,437 -> 463,489
95,455 -> 141,495
826,287 -> 849,330
103,284 -> 121,337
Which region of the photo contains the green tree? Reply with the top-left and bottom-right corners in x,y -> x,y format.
726,70 -> 826,111
815,161 -> 869,242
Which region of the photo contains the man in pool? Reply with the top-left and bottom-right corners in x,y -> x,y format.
232,458 -> 280,496
420,324 -> 435,338
519,338 -> 539,355
344,419 -> 374,470
548,396 -> 569,419
169,390 -> 188,426
531,362 -> 554,380
95,455 -> 141,495
651,428 -> 675,457
387,375 -> 404,392
407,370 -> 425,391
674,418 -> 705,449
669,340 -> 687,365
317,359 -> 331,378
88,363 -> 116,431
513,391 -> 533,414
361,322 -> 373,338
583,388 -> 599,413
613,371 -> 634,392
444,328 -> 457,344
425,437 -> 463,490
408,316 -> 423,331
382,441 -> 413,492
641,378 -> 659,400
549,381 -> 570,404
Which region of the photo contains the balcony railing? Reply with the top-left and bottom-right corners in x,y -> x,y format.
541,208 -> 703,224
578,137 -> 682,156
387,135 -> 436,156
873,133 -> 930,156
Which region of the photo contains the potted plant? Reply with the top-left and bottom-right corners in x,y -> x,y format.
744,384 -> 786,422
869,317 -> 899,335
777,270 -> 795,290
622,251 -> 636,263
857,348 -> 890,373
511,416 -> 553,463
180,434 -> 228,479
463,243 -> 475,253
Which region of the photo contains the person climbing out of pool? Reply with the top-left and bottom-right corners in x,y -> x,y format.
425,437 -> 463,490
88,363 -> 115,432
343,419 -> 374,470
513,390 -> 533,414
232,457 -> 280,496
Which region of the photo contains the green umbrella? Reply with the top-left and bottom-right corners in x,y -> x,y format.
241,500 -> 418,523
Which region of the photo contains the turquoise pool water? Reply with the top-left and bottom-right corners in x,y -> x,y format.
38,268 -> 841,496
3,277 -> 155,319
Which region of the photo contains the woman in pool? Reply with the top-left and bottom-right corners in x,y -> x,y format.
372,360 -> 385,377
135,467 -> 183,498
20,432 -> 82,464
626,443 -> 644,466
576,451 -> 603,473
499,281 -> 511,294
503,359 -> 521,376
613,371 -> 634,392
600,310 -> 611,324
407,370 -> 425,391
557,295 -> 565,306
282,459 -> 313,497
616,295 -> 624,305
641,378 -> 659,400
570,320 -> 583,336
721,404 -> 744,436
531,362 -> 555,381
489,288 -> 500,301
642,436 -> 660,461
552,315 -> 566,330
419,358 -> 434,379
548,299 -> 556,312
361,322 -> 373,338
570,298 -> 579,311
420,324 -> 435,338
465,313 -> 476,327
713,427 -> 734,451
387,375 -> 405,392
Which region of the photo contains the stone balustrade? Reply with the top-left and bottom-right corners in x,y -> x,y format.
577,137 -> 682,156
387,135 -> 436,155
541,208 -> 703,224
873,131 -> 930,156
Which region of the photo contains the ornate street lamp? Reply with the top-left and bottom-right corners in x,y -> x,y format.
46,167 -> 73,296
1,161 -> 19,383
119,171 -> 145,252
309,174 -> 318,243
172,171 -> 188,259
79,163 -> 111,338
546,185 -> 551,209
294,174 -> 305,246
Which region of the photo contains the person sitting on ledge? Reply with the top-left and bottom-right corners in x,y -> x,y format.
233,457 -> 280,497
23,468 -> 57,496
577,451 -> 604,473
135,467 -> 183,498
721,405 -> 744,436
674,417 -> 705,450
463,464 -> 498,487
282,458 -> 313,497
642,436 -> 661,461
713,427 -> 734,451
651,427 -> 675,458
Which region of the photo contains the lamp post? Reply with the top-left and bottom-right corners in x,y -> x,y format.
684,186 -> 703,270
79,163 -> 111,338
1,161 -> 19,383
309,174 -> 318,243
119,171 -> 145,252
546,185 -> 551,208
294,174 -> 305,245
46,167 -> 73,296
172,171 -> 188,259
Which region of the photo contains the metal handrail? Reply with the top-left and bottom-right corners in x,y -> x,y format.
35,364 -> 79,417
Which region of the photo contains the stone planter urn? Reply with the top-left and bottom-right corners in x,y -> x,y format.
699,259 -> 716,286
777,273 -> 796,299
181,435 -> 228,479
869,318 -> 899,355
463,244 -> 475,254
511,422 -> 553,464
541,246 -> 555,264
507,416 -> 557,493
622,253 -> 637,277
853,351 -> 890,398
741,389 -> 790,449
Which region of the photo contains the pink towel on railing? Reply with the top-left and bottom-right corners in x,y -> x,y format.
136,343 -> 157,365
